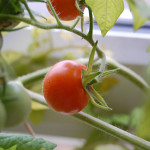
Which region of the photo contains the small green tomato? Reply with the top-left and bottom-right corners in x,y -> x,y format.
0,82 -> 32,128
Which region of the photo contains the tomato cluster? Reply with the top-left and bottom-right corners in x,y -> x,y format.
0,82 -> 31,130
43,60 -> 89,114
46,0 -> 85,21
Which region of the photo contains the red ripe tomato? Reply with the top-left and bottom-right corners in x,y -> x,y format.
46,0 -> 85,21
43,60 -> 89,114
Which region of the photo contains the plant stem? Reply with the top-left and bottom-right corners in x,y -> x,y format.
0,14 -> 106,74
87,7 -> 93,41
18,67 -> 51,84
26,89 -> 150,150
21,0 -> 37,21
106,56 -> 150,92
73,112 -> 150,150
46,0 -> 62,26
71,17 -> 80,30
18,57 -> 149,92
0,33 -> 3,51
24,122 -> 35,137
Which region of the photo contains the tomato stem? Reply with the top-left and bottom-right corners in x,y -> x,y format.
1,26 -> 28,32
71,17 -> 80,30
46,0 -> 62,26
0,33 -> 3,51
24,122 -> 35,137
87,40 -> 98,74
87,7 -> 93,41
21,0 -> 37,21
26,89 -> 150,150
18,67 -> 51,84
18,57 -> 150,92
75,0 -> 84,32
74,112 -> 150,150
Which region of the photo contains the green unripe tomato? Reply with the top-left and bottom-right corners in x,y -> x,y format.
0,100 -> 6,131
0,82 -> 32,128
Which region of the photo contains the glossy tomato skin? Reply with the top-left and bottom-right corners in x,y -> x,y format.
0,82 -> 32,128
43,60 -> 89,114
46,0 -> 85,21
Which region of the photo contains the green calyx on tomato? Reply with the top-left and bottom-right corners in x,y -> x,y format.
43,41 -> 112,114
0,82 -> 32,128
46,0 -> 85,21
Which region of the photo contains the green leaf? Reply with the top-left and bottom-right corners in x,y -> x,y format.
0,0 -> 23,14
85,0 -> 124,37
126,0 -> 147,30
102,68 -> 120,78
29,110 -> 46,125
132,0 -> 150,20
0,145 -> 16,150
94,76 -> 118,94
0,133 -> 56,150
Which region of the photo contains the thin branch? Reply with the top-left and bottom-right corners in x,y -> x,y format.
87,6 -> 93,40
18,67 -> 51,84
71,17 -> 80,30
24,122 -> 35,137
17,56 -> 149,93
106,56 -> 150,92
27,0 -> 46,2
1,26 -> 28,32
26,89 -> 150,150
0,33 -> 3,51
46,0 -> 62,26
73,112 -> 150,150
21,0 -> 37,21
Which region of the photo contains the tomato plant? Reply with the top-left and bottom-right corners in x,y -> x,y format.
46,0 -> 85,21
0,0 -> 150,150
0,82 -> 32,128
43,60 -> 89,114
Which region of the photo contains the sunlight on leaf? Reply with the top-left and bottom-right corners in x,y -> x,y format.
85,0 -> 124,37
94,77 -> 118,94
32,101 -> 48,110
29,110 -> 46,125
